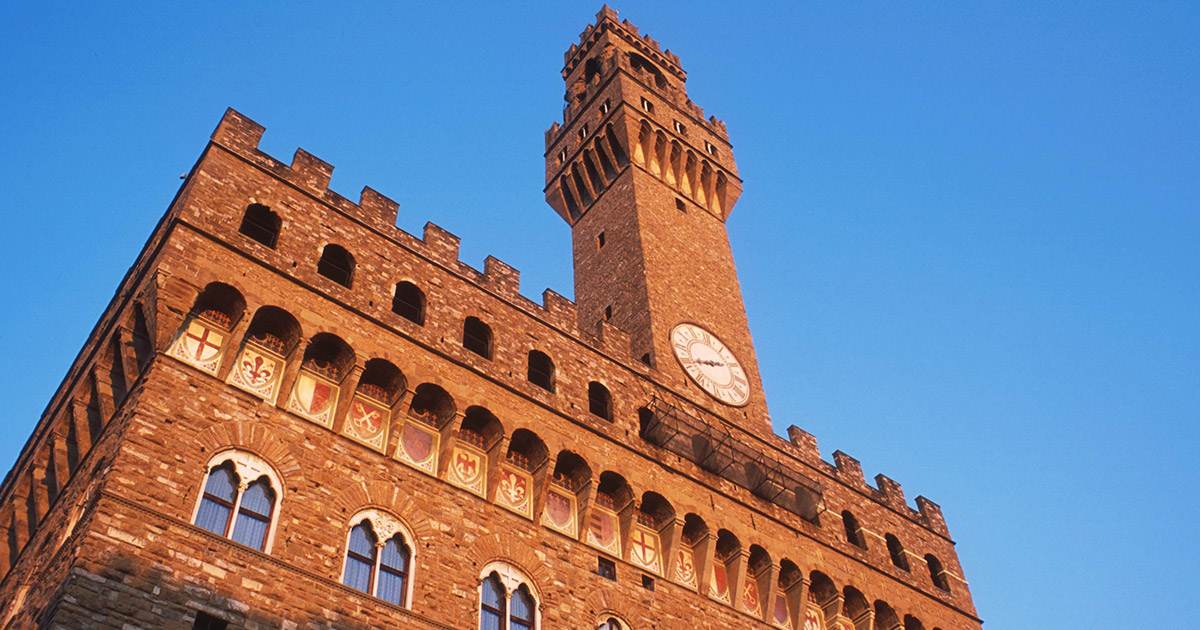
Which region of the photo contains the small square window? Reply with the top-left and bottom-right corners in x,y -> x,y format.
604,305 -> 613,321
641,574 -> 655,591
598,556 -> 617,581
705,141 -> 719,157
578,124 -> 589,141
597,231 -> 606,249
193,612 -> 229,630
675,198 -> 687,212
673,120 -> 686,134
600,99 -> 611,114
558,149 -> 567,164
641,97 -> 654,113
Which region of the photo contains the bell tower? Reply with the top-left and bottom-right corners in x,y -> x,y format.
545,7 -> 770,433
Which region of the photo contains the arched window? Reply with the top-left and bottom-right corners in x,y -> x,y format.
342,515 -> 413,607
463,317 -> 493,359
480,573 -> 505,630
842,510 -> 866,549
479,563 -> 539,630
587,381 -> 612,421
886,534 -> 910,571
510,585 -> 534,630
193,452 -> 281,552
317,244 -> 355,287
238,203 -> 280,248
925,554 -> 951,592
392,281 -> 425,325
527,350 -> 554,392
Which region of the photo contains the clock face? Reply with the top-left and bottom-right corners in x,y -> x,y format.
670,323 -> 750,406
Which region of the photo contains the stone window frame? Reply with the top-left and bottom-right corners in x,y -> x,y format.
189,449 -> 284,553
340,508 -> 418,608
478,561 -> 541,630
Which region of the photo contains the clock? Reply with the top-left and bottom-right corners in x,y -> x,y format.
670,323 -> 750,406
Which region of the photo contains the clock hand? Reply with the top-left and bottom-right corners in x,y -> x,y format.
695,359 -> 725,367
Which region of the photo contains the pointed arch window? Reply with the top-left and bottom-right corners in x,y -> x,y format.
193,454 -> 281,552
341,510 -> 414,607
479,563 -> 539,630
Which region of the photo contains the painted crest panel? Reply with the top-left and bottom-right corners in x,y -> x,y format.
586,504 -> 622,556
168,318 -> 225,375
628,526 -> 662,574
709,562 -> 731,604
540,486 -> 578,537
742,577 -> 762,616
227,343 -> 284,401
342,395 -> 390,451
286,370 -> 339,428
673,546 -> 697,589
395,421 -> 439,475
447,443 -> 486,497
496,464 -> 533,519
773,591 -> 792,628
803,607 -> 823,630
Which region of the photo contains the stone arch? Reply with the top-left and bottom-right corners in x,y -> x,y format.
193,421 -> 303,490
466,533 -> 553,595
329,480 -> 435,546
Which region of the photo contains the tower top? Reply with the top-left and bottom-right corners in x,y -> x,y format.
563,7 -> 686,82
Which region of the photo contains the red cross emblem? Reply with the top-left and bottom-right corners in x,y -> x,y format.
630,529 -> 657,565
183,321 -> 223,361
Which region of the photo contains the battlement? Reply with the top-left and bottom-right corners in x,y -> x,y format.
550,6 -> 730,151
564,6 -> 684,81
207,108 -> 950,542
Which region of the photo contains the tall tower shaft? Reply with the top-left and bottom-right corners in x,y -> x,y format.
545,7 -> 767,433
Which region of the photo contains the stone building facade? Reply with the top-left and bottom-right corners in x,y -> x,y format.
0,8 -> 982,630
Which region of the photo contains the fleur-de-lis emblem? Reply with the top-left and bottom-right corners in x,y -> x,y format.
242,355 -> 273,384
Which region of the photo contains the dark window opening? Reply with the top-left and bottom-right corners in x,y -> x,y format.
886,534 -> 911,572
641,97 -> 654,113
596,231 -> 606,249
637,407 -> 655,439
132,305 -> 154,370
675,198 -> 687,212
843,510 -> 866,549
588,381 -> 612,422
192,611 -> 229,630
597,556 -> 616,580
600,99 -> 611,114
317,244 -> 355,288
641,574 -> 655,591
463,317 -> 493,360
925,554 -> 951,592
238,204 -> 280,248
604,305 -> 613,321
527,350 -> 555,392
107,335 -> 127,405
640,352 -> 653,367
392,281 -> 426,325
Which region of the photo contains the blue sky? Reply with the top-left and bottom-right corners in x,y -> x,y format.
1,2 -> 1197,628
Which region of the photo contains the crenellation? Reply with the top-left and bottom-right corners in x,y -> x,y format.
288,148 -> 334,194
210,108 -> 265,152
833,450 -> 869,490
482,256 -> 520,299
873,474 -> 908,513
786,425 -> 821,463
593,317 -> 633,361
420,222 -> 461,266
355,186 -> 399,230
915,496 -> 949,537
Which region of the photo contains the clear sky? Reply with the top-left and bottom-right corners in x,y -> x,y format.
1,2 -> 1197,628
